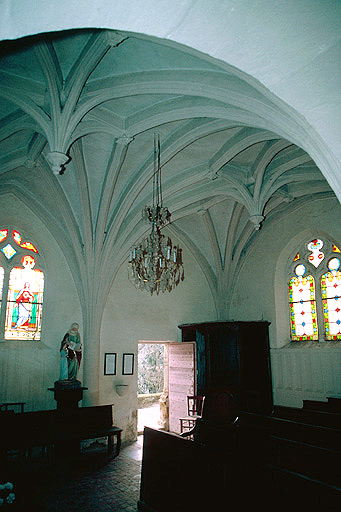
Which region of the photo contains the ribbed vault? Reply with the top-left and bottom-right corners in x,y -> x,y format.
0,29 -> 334,326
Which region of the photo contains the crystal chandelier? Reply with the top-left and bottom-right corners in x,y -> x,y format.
128,135 -> 184,295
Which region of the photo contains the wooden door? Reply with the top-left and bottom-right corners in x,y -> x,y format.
168,342 -> 196,434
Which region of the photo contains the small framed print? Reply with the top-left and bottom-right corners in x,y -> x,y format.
104,353 -> 117,375
122,353 -> 134,375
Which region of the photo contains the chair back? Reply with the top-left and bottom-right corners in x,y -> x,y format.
187,395 -> 205,417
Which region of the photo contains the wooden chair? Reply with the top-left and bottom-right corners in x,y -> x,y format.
180,390 -> 239,443
179,395 -> 205,434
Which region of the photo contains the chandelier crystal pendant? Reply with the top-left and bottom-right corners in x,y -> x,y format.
128,135 -> 184,295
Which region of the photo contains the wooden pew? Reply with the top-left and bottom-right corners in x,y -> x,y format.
54,404 -> 122,459
268,435 -> 340,486
239,411 -> 341,450
265,464 -> 341,507
139,389 -> 341,512
327,397 -> 341,411
138,426 -> 341,512
0,404 -> 122,463
237,411 -> 341,488
180,390 -> 341,499
273,404 -> 341,429
0,409 -> 56,462
303,396 -> 341,413
0,402 -> 25,413
138,427 -> 230,512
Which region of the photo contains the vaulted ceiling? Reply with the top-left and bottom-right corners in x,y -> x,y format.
0,29 -> 334,315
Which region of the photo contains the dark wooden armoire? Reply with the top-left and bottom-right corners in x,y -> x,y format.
179,321 -> 273,414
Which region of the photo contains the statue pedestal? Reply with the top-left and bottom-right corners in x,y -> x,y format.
48,380 -> 88,412
48,381 -> 88,460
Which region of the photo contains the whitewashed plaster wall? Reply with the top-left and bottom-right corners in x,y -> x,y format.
0,194 -> 81,411
230,196 -> 341,408
1,193 -> 339,435
100,245 -> 216,441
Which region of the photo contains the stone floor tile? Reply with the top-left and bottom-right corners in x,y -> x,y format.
2,437 -> 143,512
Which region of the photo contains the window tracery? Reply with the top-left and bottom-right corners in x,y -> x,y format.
321,258 -> 341,340
288,238 -> 341,341
0,228 -> 44,341
0,266 -> 4,314
289,264 -> 317,341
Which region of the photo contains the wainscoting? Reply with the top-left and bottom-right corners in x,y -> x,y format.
271,344 -> 341,407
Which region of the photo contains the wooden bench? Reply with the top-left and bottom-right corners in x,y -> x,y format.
0,409 -> 56,461
273,404 -> 341,429
138,426 -> 341,511
0,402 -> 25,413
237,411 -> 341,490
268,434 -> 340,486
303,396 -> 341,413
239,411 -> 341,450
0,404 -> 122,463
54,405 -> 122,459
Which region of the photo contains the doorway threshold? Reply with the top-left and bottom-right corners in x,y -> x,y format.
137,403 -> 161,434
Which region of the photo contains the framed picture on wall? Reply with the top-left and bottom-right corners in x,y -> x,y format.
122,353 -> 134,375
104,353 -> 117,375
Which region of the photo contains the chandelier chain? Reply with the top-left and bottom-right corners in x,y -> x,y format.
128,135 -> 184,295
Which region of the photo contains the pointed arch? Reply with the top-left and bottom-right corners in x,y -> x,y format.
0,230 -> 44,340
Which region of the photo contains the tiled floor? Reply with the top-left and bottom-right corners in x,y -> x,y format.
3,436 -> 144,512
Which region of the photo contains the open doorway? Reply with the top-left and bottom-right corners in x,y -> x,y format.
137,340 -> 196,435
137,342 -> 168,434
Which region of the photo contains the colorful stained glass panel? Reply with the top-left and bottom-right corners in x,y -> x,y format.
4,266 -> 44,340
321,260 -> 341,340
21,256 -> 35,270
0,229 -> 8,242
13,230 -> 22,245
289,274 -> 318,341
0,266 -> 4,313
1,243 -> 17,260
328,258 -> 340,271
20,241 -> 38,253
307,239 -> 324,268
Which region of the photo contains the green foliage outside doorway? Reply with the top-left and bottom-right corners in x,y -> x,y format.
138,343 -> 164,395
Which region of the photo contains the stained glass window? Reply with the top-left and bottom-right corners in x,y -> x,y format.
289,237 -> 341,342
20,241 -> 38,253
0,266 -> 4,313
2,244 -> 17,260
321,258 -> 341,340
12,230 -> 38,253
307,239 -> 324,268
13,230 -> 22,245
0,228 -> 44,341
288,264 -> 318,341
4,255 -> 44,340
0,229 -> 8,242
